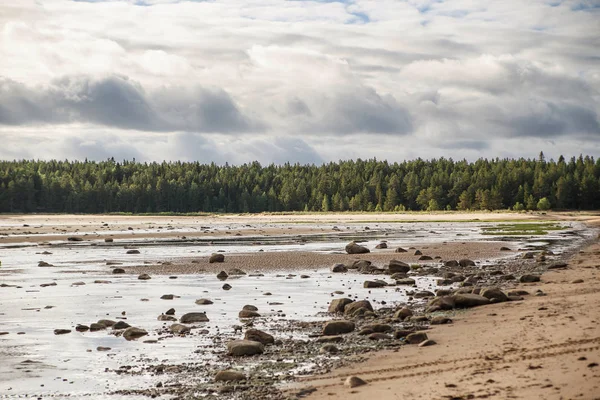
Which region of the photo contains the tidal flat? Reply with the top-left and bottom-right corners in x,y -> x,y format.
0,213 -> 594,399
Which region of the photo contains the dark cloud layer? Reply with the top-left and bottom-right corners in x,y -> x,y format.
0,76 -> 258,133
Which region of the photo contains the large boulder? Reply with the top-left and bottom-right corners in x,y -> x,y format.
459,259 -> 476,267
180,312 -> 209,323
323,320 -> 355,335
328,298 -> 354,313
344,300 -> 373,316
331,263 -> 348,273
520,274 -> 541,283
345,242 -> 370,254
480,287 -> 509,303
452,293 -> 490,308
227,340 -> 264,356
244,329 -> 274,345
363,280 -> 387,288
388,260 -> 410,274
122,327 -> 147,341
393,307 -> 414,320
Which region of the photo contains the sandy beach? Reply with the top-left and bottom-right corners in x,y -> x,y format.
291,217 -> 600,400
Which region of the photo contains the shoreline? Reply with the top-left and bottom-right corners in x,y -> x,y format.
290,219 -> 600,400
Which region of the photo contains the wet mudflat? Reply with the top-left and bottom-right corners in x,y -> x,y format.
0,216 -> 592,399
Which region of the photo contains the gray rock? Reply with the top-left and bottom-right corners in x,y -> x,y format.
126,249 -> 140,254
344,300 -> 373,316
170,323 -> 190,334
239,310 -> 261,318
195,298 -> 214,305
217,271 -> 228,280
138,273 -> 151,280
54,329 -> 71,335
520,274 -> 541,283
345,376 -> 367,388
215,370 -> 246,382
480,287 -> 509,302
226,340 -> 264,356
112,321 -> 131,330
210,254 -> 225,263
388,259 -> 410,274
122,327 -> 147,341
393,307 -> 413,320
323,320 -> 355,335
180,312 -> 209,323
363,280 -> 387,288
244,329 -> 274,345
331,263 -> 348,273
328,298 -> 353,313
405,332 -> 428,344
459,259 -> 475,267
345,242 -> 370,254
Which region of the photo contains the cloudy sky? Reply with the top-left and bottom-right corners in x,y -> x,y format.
0,0 -> 599,164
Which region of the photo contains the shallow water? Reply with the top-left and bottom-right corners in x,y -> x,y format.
0,221 -> 592,398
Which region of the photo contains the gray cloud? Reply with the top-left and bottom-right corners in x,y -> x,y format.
0,76 -> 260,133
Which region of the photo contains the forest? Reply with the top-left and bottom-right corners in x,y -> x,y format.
0,153 -> 599,213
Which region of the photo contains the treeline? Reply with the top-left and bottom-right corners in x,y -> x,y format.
0,153 -> 599,213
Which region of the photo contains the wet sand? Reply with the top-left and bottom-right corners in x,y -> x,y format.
292,217 -> 600,400
0,212 -> 546,245
123,241 -> 510,275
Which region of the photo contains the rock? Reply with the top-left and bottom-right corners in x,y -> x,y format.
67,237 -> 83,242
414,250 -> 422,255
215,370 -> 246,382
500,246 -> 511,251
97,319 -> 116,327
522,252 -> 535,259
138,273 -> 151,280
419,255 -> 433,261
244,329 -> 274,345
301,275 -> 310,279
323,320 -> 355,335
419,339 -> 437,347
122,327 -> 147,341
54,329 -> 71,335
38,261 -> 54,267
459,259 -> 475,267
375,242 -> 388,249
165,308 -> 175,315
437,279 -> 453,286
357,328 -> 374,336
328,298 -> 353,313
180,312 -> 209,323
320,344 -> 339,354
217,271 -> 229,280
390,272 -> 408,280
350,259 -> 372,270
452,293 -> 490,308
222,283 -> 232,290
368,333 -> 392,340
158,314 -> 177,321
345,376 -> 367,388
396,278 -> 416,285
317,335 -> 344,343
209,254 -> 225,263
243,305 -> 258,311
405,332 -> 428,344
520,274 -> 541,283
508,290 -> 529,296
345,242 -> 370,254
112,268 -> 125,274
126,249 -> 140,254
239,310 -> 261,318
388,259 -> 410,274
195,298 -> 214,305
393,329 -> 415,339
572,279 -> 584,284
104,238 -> 114,243
40,282 -> 57,287
170,324 -> 190,334
430,316 -> 452,325
363,280 -> 387,288
409,315 -> 429,323
344,300 -> 373,316
444,260 -> 459,267
89,323 -> 105,332
331,263 -> 348,273
227,340 -> 264,356
393,307 -> 413,320
480,287 -> 509,302
97,346 -> 111,351
427,296 -> 456,312
228,268 -> 246,275
112,321 -> 131,330
161,294 -> 174,300
395,247 -> 407,253
75,324 -> 89,332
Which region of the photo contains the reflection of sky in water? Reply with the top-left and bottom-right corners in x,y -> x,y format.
0,221 -> 592,398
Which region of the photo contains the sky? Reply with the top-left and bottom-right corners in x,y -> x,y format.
0,0 -> 599,164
